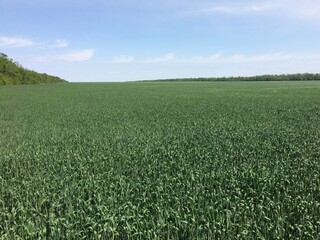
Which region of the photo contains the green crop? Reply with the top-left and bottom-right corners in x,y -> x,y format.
1,81 -> 320,239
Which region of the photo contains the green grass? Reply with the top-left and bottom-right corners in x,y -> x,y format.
1,81 -> 320,239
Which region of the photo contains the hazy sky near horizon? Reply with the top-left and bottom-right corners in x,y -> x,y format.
1,0 -> 320,82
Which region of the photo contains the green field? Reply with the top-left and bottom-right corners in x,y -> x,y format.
1,82 -> 320,239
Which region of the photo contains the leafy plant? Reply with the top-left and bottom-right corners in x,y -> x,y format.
0,81 -> 319,239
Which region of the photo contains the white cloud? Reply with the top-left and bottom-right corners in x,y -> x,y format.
112,55 -> 135,63
189,52 -> 320,65
49,39 -> 69,48
173,52 -> 293,64
108,52 -> 299,64
287,0 -> 320,20
34,49 -> 95,63
109,53 -> 175,64
186,1 -> 279,16
141,53 -> 174,63
199,1 -> 279,15
0,36 -> 34,48
189,0 -> 320,21
223,53 -> 293,63
177,54 -> 222,63
0,36 -> 71,49
56,49 -> 94,62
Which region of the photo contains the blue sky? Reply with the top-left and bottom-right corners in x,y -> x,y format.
1,0 -> 320,82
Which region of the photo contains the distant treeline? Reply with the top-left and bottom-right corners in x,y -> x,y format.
0,53 -> 67,85
148,73 -> 320,82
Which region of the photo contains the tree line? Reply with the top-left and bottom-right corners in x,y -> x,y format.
0,53 -> 66,85
148,73 -> 320,82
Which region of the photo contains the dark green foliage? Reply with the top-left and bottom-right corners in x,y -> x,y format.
148,73 -> 320,82
0,53 -> 66,85
0,82 -> 320,239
